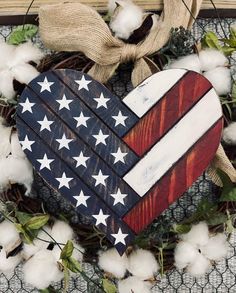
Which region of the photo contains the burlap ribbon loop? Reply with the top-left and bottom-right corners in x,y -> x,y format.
38,0 -> 236,185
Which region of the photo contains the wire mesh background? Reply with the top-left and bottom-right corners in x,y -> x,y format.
0,17 -> 236,293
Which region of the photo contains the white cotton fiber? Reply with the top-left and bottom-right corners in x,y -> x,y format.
169,54 -> 201,73
118,276 -> 151,293
51,220 -> 74,244
186,253 -> 211,277
0,69 -> 15,99
201,234 -> 229,261
203,67 -> 231,96
199,49 -> 228,72
222,122 -> 236,145
0,42 -> 14,70
181,222 -> 209,247
0,119 -> 12,158
109,1 -> 143,40
0,220 -> 20,248
11,63 -> 40,85
174,241 -> 198,270
127,249 -> 159,280
23,250 -> 63,289
98,248 -> 128,278
0,247 -> 22,276
10,132 -> 26,158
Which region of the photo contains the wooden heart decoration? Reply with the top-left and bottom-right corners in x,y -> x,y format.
16,69 -> 223,254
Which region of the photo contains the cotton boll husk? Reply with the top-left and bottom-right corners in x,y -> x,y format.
181,222 -> 209,247
222,122 -> 236,145
118,276 -> 152,293
128,249 -> 159,280
0,119 -> 12,158
0,247 -> 22,276
109,1 -> 143,40
0,155 -> 33,193
0,220 -> 20,247
98,248 -> 128,278
169,54 -> 201,73
0,69 -> 15,99
174,241 -> 198,270
10,132 -> 26,158
201,234 -> 229,261
203,67 -> 231,96
186,253 -> 211,277
0,42 -> 14,70
10,42 -> 44,67
51,220 -> 74,244
11,63 -> 40,85
199,49 -> 228,72
23,250 -> 63,289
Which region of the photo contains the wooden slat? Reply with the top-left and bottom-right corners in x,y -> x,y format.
0,0 -> 236,16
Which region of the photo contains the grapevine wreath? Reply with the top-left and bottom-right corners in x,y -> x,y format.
0,0 -> 236,292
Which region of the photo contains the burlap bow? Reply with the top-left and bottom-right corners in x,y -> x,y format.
39,0 -> 236,185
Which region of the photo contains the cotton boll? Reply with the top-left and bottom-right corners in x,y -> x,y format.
128,249 -> 159,280
0,119 -> 12,158
10,132 -> 26,158
0,69 -> 15,99
118,276 -> 151,293
169,54 -> 201,73
199,49 -> 228,72
51,220 -> 74,244
181,222 -> 209,247
11,63 -> 39,85
201,234 -> 229,261
174,241 -> 198,270
0,247 -> 22,276
23,250 -> 63,289
98,248 -> 128,278
222,122 -> 236,145
186,253 -> 211,277
109,1 -> 143,40
10,42 -> 44,67
203,67 -> 231,96
0,220 -> 20,248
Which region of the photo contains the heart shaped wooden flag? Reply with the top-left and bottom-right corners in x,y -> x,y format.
16,69 -> 223,254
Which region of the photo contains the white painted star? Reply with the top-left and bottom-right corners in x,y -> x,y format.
56,172 -> 73,189
92,130 -> 109,146
74,190 -> 90,207
19,98 -> 35,113
75,76 -> 91,91
111,147 -> 127,164
92,170 -> 109,186
37,77 -> 54,93
110,189 -> 128,206
73,112 -> 90,128
38,115 -> 54,132
92,209 -> 110,226
111,228 -> 128,245
112,111 -> 128,127
73,151 -> 90,168
37,154 -> 54,170
19,135 -> 35,152
56,134 -> 73,150
94,93 -> 110,109
56,94 -> 73,110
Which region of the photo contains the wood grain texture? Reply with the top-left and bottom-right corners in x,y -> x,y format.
0,0 -> 236,16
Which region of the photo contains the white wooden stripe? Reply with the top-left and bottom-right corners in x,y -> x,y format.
123,89 -> 222,196
123,69 -> 187,118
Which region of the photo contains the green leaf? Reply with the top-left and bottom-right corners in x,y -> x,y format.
172,223 -> 191,234
206,212 -> 228,225
15,223 -> 33,244
221,46 -> 235,56
24,214 -> 50,230
102,279 -> 117,293
217,169 -> 236,202
202,31 -> 222,50
221,38 -> 236,48
7,24 -> 38,45
63,257 -> 82,273
60,240 -> 74,260
16,211 -> 33,225
39,286 -> 61,293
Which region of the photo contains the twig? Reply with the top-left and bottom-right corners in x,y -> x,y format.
209,0 -> 228,38
22,0 -> 36,29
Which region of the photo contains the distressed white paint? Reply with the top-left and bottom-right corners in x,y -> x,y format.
123,89 -> 222,196
123,69 -> 187,118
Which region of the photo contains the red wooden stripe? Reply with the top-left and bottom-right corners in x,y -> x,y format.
123,119 -> 223,233
123,72 -> 212,156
